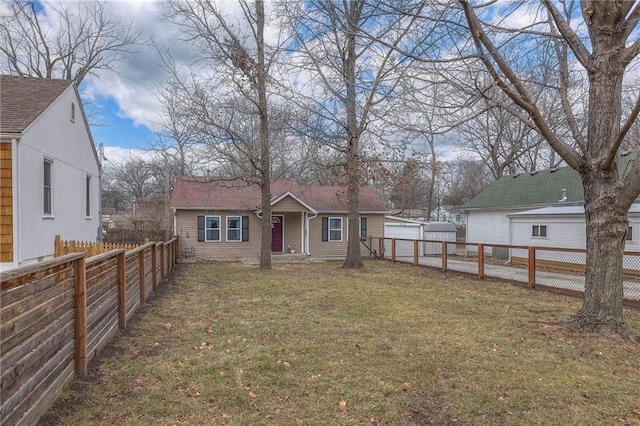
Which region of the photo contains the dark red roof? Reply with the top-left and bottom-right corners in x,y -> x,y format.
1,75 -> 73,134
171,178 -> 388,212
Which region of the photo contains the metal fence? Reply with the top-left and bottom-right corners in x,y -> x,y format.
362,237 -> 640,304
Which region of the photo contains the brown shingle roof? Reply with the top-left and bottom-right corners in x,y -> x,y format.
0,75 -> 73,134
171,178 -> 389,212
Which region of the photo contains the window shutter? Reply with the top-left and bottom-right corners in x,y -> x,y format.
322,217 -> 328,241
242,216 -> 249,241
197,216 -> 205,242
360,217 -> 367,238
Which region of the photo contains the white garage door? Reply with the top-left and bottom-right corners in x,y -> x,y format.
384,224 -> 422,257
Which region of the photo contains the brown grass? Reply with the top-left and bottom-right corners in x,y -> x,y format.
39,260 -> 640,425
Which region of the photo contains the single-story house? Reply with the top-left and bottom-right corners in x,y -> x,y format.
507,203 -> 640,270
384,216 -> 456,256
170,178 -> 389,259
462,151 -> 638,256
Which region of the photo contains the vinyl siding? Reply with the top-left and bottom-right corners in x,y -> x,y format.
272,196 -> 309,212
175,210 -> 262,258
309,214 -> 384,256
279,212 -> 302,252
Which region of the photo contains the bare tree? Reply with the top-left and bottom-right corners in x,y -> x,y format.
164,0 -> 279,269
459,0 -> 640,334
282,0 -> 432,268
0,0 -> 142,84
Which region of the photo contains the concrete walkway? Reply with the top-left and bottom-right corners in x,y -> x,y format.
391,255 -> 640,301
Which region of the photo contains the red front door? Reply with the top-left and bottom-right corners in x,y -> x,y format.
271,216 -> 283,252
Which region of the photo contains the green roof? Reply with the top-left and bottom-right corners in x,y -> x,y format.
462,152 -> 636,210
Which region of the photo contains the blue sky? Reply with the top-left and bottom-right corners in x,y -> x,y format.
88,96 -> 156,151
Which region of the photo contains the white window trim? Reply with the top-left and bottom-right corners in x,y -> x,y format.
205,215 -> 221,242
43,158 -> 53,217
328,217 -> 343,242
226,215 -> 242,242
626,226 -> 633,242
532,224 -> 547,238
85,175 -> 91,218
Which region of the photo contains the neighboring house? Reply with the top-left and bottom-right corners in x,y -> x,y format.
0,76 -> 101,271
384,216 -> 457,257
507,203 -> 639,269
430,205 -> 466,227
461,152 -> 637,254
170,177 -> 389,259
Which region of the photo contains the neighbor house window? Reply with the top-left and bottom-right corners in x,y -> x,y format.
85,175 -> 91,217
532,225 -> 547,238
71,102 -> 76,122
359,217 -> 368,238
627,226 -> 633,242
43,159 -> 52,215
329,217 -> 343,241
205,216 -> 221,241
227,216 -> 242,241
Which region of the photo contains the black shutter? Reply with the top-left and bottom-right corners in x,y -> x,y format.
242,216 -> 249,241
197,216 -> 205,242
360,217 -> 367,238
322,217 -> 328,241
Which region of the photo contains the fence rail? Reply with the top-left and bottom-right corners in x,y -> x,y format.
361,237 -> 640,305
1,238 -> 179,426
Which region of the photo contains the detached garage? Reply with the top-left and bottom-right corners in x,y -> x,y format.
385,216 -> 457,257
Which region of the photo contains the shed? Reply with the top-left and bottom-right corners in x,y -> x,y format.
385,216 -> 457,256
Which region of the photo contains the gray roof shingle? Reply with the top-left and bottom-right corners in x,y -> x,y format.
1,75 -> 72,134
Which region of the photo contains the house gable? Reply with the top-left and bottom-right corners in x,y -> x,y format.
271,192 -> 317,213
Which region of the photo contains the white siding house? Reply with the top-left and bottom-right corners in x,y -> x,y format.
508,203 -> 640,270
462,153 -> 638,258
0,76 -> 101,271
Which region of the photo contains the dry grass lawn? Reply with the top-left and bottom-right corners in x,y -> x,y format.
39,260 -> 640,425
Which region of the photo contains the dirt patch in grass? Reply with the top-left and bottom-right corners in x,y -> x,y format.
39,261 -> 640,425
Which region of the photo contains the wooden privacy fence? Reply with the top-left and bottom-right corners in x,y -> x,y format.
362,237 -> 640,305
54,235 -> 139,257
1,238 -> 178,426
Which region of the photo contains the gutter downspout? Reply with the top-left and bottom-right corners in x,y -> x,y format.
307,212 -> 318,255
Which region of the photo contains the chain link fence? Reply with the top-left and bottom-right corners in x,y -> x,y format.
365,237 -> 640,303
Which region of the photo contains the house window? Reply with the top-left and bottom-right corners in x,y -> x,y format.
205,216 -> 221,241
71,102 -> 76,122
43,159 -> 52,215
329,217 -> 342,241
532,225 -> 547,238
85,175 -> 91,217
227,216 -> 242,241
627,226 -> 633,242
359,217 -> 368,238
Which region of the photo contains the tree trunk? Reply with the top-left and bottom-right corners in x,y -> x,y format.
567,174 -> 630,333
256,0 -> 272,269
342,0 -> 363,269
567,68 -> 631,333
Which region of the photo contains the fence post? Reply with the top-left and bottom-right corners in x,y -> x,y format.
442,241 -> 448,273
74,255 -> 88,377
528,247 -> 536,288
139,249 -> 146,304
391,239 -> 396,263
478,243 -> 485,279
54,234 -> 61,257
378,238 -> 384,258
152,243 -> 158,290
413,240 -> 419,265
118,251 -> 127,329
160,244 -> 165,278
